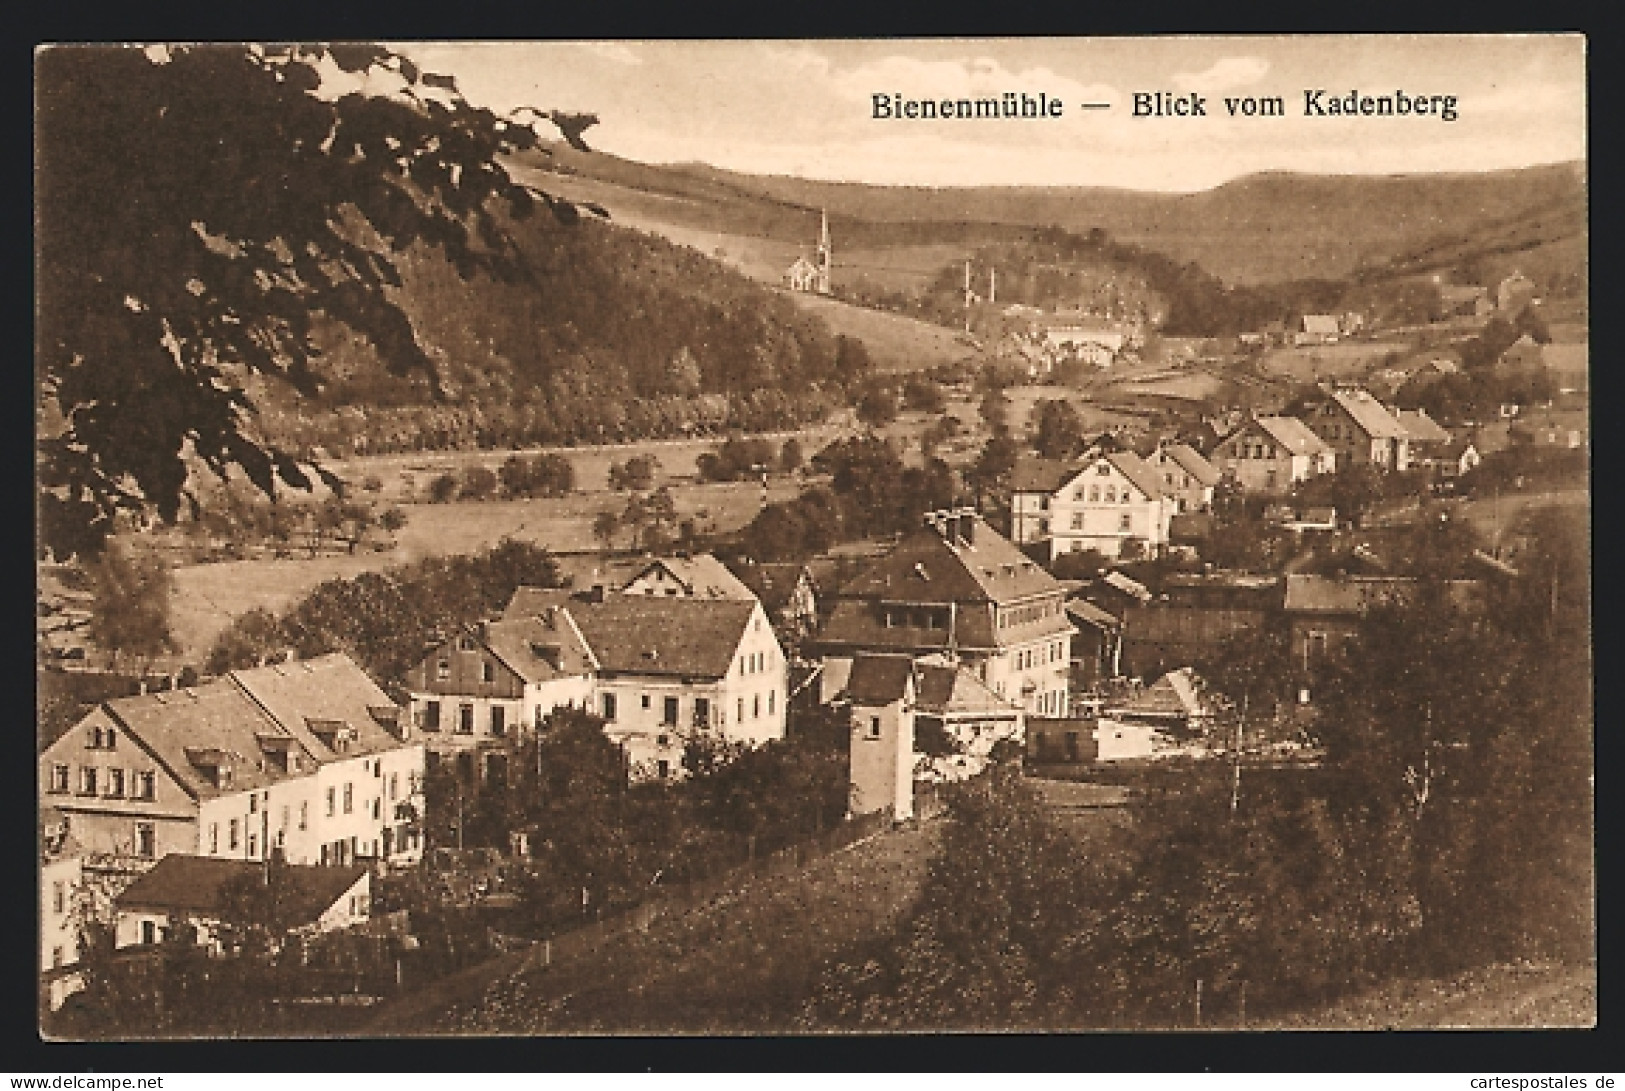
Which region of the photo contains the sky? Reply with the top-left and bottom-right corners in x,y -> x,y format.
395,36 -> 1586,192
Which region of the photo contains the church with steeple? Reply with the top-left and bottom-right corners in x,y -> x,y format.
784,209 -> 832,295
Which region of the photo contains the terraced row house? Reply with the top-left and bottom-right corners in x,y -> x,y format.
39,653 -> 427,871
406,580 -> 788,782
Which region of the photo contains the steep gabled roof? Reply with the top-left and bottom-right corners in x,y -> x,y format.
115,855 -> 366,924
1111,668 -> 1207,720
229,654 -> 404,762
1157,443 -> 1221,487
837,516 -> 1061,607
1246,416 -> 1332,456
503,585 -> 576,621
1328,389 -> 1409,440
623,555 -> 755,600
726,560 -> 814,613
479,613 -> 597,685
1103,450 -> 1165,502
102,679 -> 302,801
913,656 -> 1022,718
567,596 -> 758,679
844,652 -> 916,706
1010,454 -> 1079,494
1395,408 -> 1453,446
1066,598 -> 1121,632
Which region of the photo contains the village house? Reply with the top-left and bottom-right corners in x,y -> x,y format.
1042,324 -> 1125,368
1437,283 -> 1494,318
1007,455 -> 1079,547
724,559 -> 820,648
1283,574 -> 1483,674
816,509 -> 1074,718
1046,450 -> 1173,560
503,587 -> 788,780
1211,415 -> 1335,495
1497,270 -> 1537,312
39,653 -> 427,873
1095,668 -> 1212,762
404,608 -> 597,779
839,651 -> 1024,821
1294,314 -> 1341,345
1120,573 -> 1282,679
621,553 -> 755,600
39,811 -> 85,1010
1302,387 -> 1414,471
1066,597 -> 1123,687
112,854 -> 370,953
1148,442 -> 1220,513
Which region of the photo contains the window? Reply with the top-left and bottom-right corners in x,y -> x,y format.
247,831 -> 258,859
422,701 -> 441,731
657,734 -> 670,747
1088,485 -> 1100,502
1096,463 -> 1110,475
229,819 -> 240,850
371,797 -> 381,820
209,823 -> 219,854
281,805 -> 290,830
868,717 -> 882,739
458,635 -> 476,651
141,920 -> 156,946
436,660 -> 450,682
694,697 -> 710,728
50,764 -> 69,793
457,703 -> 474,734
52,946 -> 64,970
326,787 -> 336,817
602,693 -> 617,721
79,767 -> 97,795
53,881 -> 65,914
107,768 -> 125,797
753,695 -> 761,719
662,697 -> 679,725
299,802 -> 308,830
1119,513 -> 1132,532
481,660 -> 495,683
343,782 -> 354,814
657,759 -> 671,779
1071,512 -> 1083,530
641,694 -> 652,710
389,773 -> 398,801
491,705 -> 506,737
249,793 -> 257,814
137,771 -> 155,800
737,697 -> 745,723
768,690 -> 776,715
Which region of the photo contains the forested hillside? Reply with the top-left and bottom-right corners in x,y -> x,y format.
254,210 -> 874,458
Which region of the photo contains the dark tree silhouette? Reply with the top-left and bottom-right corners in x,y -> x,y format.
36,44 -> 598,557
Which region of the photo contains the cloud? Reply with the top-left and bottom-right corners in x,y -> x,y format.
1172,57 -> 1270,92
577,41 -> 642,66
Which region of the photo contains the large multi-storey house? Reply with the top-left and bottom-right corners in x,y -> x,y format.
1211,415 -> 1335,495
1046,451 -> 1173,560
39,653 -> 426,872
816,509 -> 1074,718
621,553 -> 755,600
404,608 -> 597,779
1303,387 -> 1413,471
501,587 -> 788,780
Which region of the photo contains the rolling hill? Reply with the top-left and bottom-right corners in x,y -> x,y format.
516,144 -> 1585,289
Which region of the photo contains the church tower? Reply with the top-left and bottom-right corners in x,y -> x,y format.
814,208 -> 832,295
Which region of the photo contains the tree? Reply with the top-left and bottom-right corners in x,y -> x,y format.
205,606 -> 287,674
460,465 -> 499,501
591,510 -> 620,552
902,377 -> 946,414
85,542 -> 176,668
609,455 -> 658,492
979,388 -> 1011,433
531,453 -> 575,496
379,505 -> 409,534
779,437 -> 805,474
1032,399 -> 1085,459
856,383 -> 899,429
499,454 -> 534,498
37,44 -> 597,558
428,473 -> 459,504
967,431 -> 1019,505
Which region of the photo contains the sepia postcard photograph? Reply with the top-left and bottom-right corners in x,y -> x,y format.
35,34 -> 1591,1040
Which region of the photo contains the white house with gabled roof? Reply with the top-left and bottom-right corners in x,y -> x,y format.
1046,450 -> 1173,560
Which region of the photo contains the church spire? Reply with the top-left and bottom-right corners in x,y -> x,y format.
815,208 -> 832,293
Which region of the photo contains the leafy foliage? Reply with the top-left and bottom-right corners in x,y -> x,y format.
37,44 -> 591,558
85,542 -> 177,666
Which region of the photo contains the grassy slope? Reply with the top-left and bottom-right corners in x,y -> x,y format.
1268,961 -> 1595,1029
400,818 -> 943,1035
